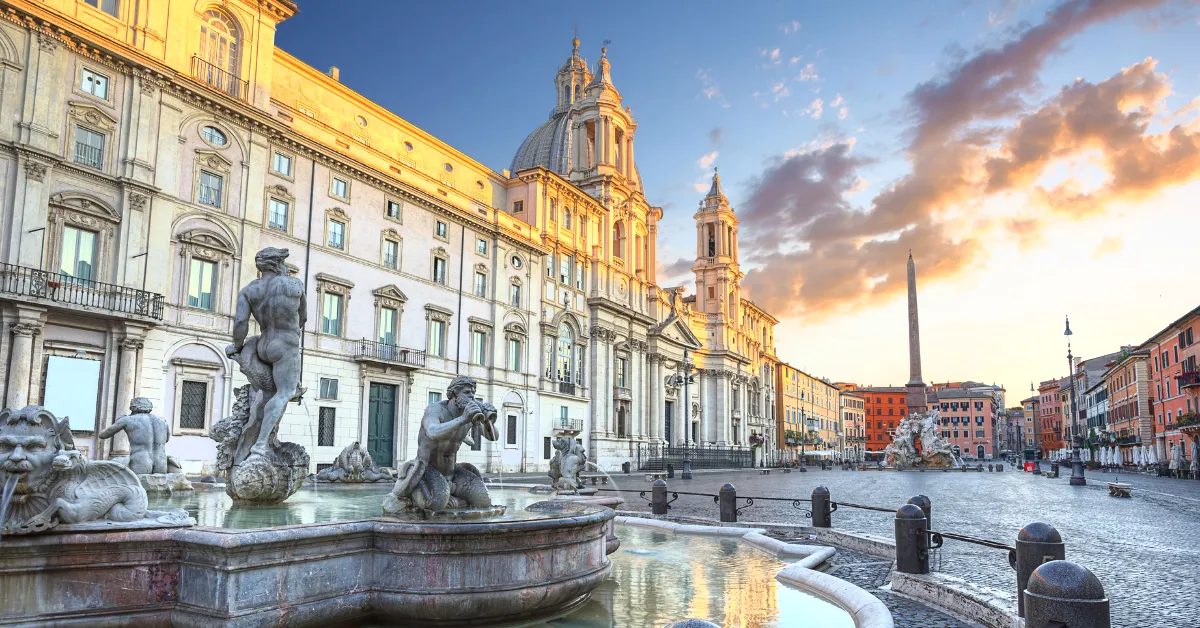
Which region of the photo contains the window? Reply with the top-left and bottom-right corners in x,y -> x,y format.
84,0 -> 119,17
576,263 -> 584,290
201,126 -> 227,146
198,171 -> 223,208
560,257 -> 570,284
510,283 -> 521,307
80,68 -> 109,99
617,357 -> 627,388
508,338 -> 521,371
321,293 -> 343,335
268,198 -> 289,232
272,152 -> 292,177
330,177 -> 348,200
612,220 -> 625,259
474,272 -> 487,298
327,220 -> 345,249
187,258 -> 217,310
435,221 -> 448,239
378,307 -> 397,345
382,240 -> 399,270
544,437 -> 552,460
546,254 -> 554,278
512,200 -> 523,213
198,9 -> 240,96
549,198 -> 557,222
563,209 -> 572,230
74,127 -> 104,169
318,378 -> 338,400
60,226 -> 97,282
318,407 -> 336,446
179,381 -> 208,429
433,257 -> 448,285
386,200 -> 402,219
476,239 -> 488,256
506,414 -> 518,446
510,255 -> 522,269
429,319 -> 446,357
471,330 -> 487,365
557,325 -> 575,383
443,163 -> 454,173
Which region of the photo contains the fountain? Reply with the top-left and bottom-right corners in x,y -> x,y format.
882,409 -> 962,468
314,441 -> 392,482
99,397 -> 193,494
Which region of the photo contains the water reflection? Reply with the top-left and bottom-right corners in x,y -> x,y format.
531,525 -> 854,628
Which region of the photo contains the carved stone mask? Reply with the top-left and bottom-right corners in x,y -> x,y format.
0,419 -> 60,496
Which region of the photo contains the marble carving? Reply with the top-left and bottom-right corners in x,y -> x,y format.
883,410 -> 961,469
316,441 -> 392,482
548,436 -> 588,494
216,247 -> 310,502
0,406 -> 192,535
99,397 -> 192,493
383,376 -> 502,518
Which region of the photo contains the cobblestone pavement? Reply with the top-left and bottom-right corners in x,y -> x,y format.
821,547 -> 974,628
594,467 -> 1200,628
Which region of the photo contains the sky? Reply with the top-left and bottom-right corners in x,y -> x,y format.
277,0 -> 1200,400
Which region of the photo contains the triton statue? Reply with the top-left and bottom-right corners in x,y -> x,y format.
316,441 -> 392,483
99,397 -> 191,493
383,376 -> 501,518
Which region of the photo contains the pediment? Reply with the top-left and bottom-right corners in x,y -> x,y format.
372,284 -> 408,302
195,149 -> 233,172
68,101 -> 117,131
651,315 -> 702,349
49,192 -> 119,222
179,229 -> 235,255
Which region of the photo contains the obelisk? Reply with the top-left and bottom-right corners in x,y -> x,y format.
905,251 -> 926,415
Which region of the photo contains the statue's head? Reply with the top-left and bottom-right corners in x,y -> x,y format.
254,247 -> 290,275
553,436 -> 571,453
0,406 -> 72,496
129,397 -> 153,414
446,376 -> 478,407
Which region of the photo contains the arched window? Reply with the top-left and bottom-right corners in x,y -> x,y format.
574,84 -> 581,100
612,220 -> 625,260
563,84 -> 570,104
557,324 -> 574,383
198,10 -> 240,95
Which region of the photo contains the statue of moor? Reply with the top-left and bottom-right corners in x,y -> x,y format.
99,397 -> 171,475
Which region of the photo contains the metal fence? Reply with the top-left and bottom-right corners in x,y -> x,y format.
636,443 -> 755,470
191,55 -> 248,100
353,339 -> 425,368
0,263 -> 164,319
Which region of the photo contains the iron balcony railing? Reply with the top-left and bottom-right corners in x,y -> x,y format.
353,339 -> 425,368
1177,371 -> 1200,389
191,55 -> 248,100
1116,435 -> 1141,445
637,444 -> 754,471
614,386 -> 632,400
556,417 -> 584,432
0,263 -> 163,319
558,381 -> 577,396
197,184 -> 222,208
74,142 -> 102,169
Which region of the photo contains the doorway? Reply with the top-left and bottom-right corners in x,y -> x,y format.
367,383 -> 397,467
664,401 -> 674,445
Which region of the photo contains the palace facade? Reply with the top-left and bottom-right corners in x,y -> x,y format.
0,0 -> 779,473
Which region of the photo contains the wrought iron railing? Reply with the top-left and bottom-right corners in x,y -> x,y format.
74,142 -> 102,169
191,55 -> 248,100
0,263 -> 163,319
636,443 -> 755,471
1115,435 -> 1140,445
1177,371 -> 1200,389
556,417 -> 584,432
353,339 -> 425,368
197,184 -> 221,208
558,381 -> 577,395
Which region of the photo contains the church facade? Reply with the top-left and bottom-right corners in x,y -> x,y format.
0,0 -> 779,473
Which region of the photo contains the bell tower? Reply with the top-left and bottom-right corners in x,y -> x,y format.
693,169 -> 742,349
555,37 -> 591,113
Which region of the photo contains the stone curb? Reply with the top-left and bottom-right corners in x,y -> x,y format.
614,516 -> 766,537
741,532 -> 831,562
777,563 -> 895,628
889,570 -> 1020,628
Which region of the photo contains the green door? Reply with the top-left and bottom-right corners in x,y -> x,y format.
367,383 -> 397,467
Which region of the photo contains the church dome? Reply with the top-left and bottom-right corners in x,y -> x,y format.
509,110 -> 573,175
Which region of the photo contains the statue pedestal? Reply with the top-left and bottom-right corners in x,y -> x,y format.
139,472 -> 194,495
226,456 -> 307,503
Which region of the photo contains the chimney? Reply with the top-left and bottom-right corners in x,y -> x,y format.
327,66 -> 340,82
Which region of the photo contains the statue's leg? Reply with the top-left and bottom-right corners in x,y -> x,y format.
252,348 -> 301,458
129,451 -> 152,475
451,465 -> 492,508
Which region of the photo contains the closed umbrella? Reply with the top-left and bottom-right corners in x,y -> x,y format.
1113,446 -> 1122,467
1149,445 -> 1158,466
1191,442 -> 1199,479
1134,446 -> 1142,467
1100,447 -> 1108,466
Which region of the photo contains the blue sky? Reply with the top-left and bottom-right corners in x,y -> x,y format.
278,1 -> 1200,391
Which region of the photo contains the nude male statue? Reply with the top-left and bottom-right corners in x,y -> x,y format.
98,397 -> 169,474
384,376 -> 498,512
225,247 -> 306,460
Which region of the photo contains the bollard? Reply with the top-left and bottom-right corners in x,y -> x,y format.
998,463 -> 1004,472
667,464 -> 675,479
1050,462 -> 1059,478
718,483 -> 738,523
651,479 -> 669,515
622,461 -> 631,474
1024,560 -> 1110,628
1012,522 -> 1066,617
811,486 -> 831,528
907,494 -> 931,531
1032,459 -> 1042,475
894,503 -> 929,575
988,464 -> 994,472
682,459 -> 693,480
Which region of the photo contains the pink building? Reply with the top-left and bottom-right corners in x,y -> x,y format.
931,389 -> 1001,459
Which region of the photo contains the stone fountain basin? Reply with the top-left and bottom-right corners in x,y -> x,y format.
0,505 -> 613,627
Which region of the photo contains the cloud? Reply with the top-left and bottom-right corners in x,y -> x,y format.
696,69 -> 730,108
1092,236 -> 1123,259
805,98 -> 824,119
661,257 -> 695,283
795,63 -> 819,81
738,0 -> 1188,320
832,94 -> 849,119
761,48 -> 782,66
697,151 -> 719,169
781,20 -> 802,35
772,81 -> 791,101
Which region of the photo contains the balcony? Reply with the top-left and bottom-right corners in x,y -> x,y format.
614,386 -> 632,401
73,142 -> 102,169
0,263 -> 163,320
1176,370 -> 1200,390
1115,435 -> 1141,446
353,339 -> 425,369
556,417 -> 584,433
557,381 -> 577,396
191,55 -> 248,101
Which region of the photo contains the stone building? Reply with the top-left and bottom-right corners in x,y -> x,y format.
1140,306 -> 1199,459
0,0 -> 778,474
1103,347 -> 1151,465
776,364 -> 839,462
930,388 -> 1000,459
840,390 -> 864,463
855,386 -> 908,455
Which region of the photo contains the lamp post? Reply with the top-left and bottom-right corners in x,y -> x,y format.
1065,316 -> 1086,486
672,349 -> 696,450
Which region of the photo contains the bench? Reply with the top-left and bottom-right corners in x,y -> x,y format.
645,472 -> 666,482
1107,482 -> 1132,498
579,473 -> 609,486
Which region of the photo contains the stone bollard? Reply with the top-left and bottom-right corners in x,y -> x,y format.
907,494 -> 931,531
667,464 -> 675,479
1050,462 -> 1059,478
719,483 -> 738,523
811,486 -> 832,528
998,463 -> 1004,472
1024,560 -> 1110,628
1012,522 -> 1066,617
1033,459 -> 1042,475
652,479 -> 669,515
894,503 -> 930,574
988,464 -> 994,472
682,459 -> 693,480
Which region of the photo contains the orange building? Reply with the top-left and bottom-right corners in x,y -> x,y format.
1143,306 -> 1200,458
854,386 -> 909,455
1037,378 -> 1066,457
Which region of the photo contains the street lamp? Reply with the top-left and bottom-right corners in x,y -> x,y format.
1065,316 -> 1086,486
671,349 -> 695,448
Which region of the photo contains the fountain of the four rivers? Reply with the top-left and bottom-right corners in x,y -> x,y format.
0,248 -> 855,627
